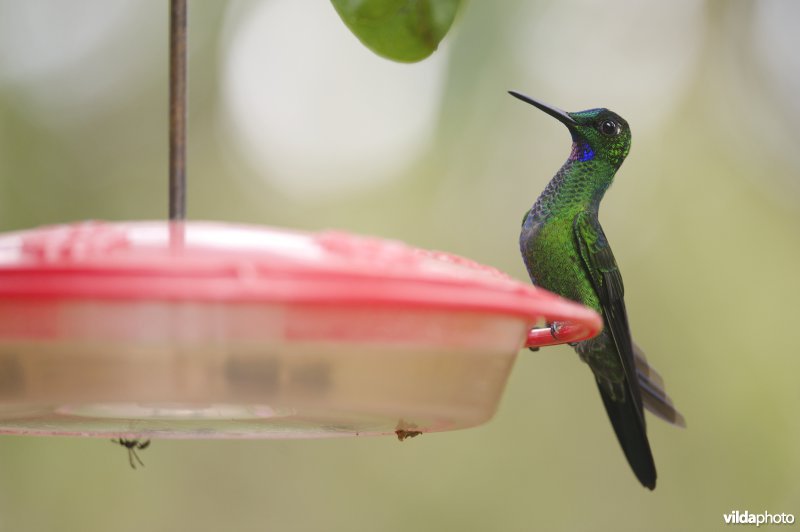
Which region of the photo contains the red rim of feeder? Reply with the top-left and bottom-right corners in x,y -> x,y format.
0,221 -> 601,348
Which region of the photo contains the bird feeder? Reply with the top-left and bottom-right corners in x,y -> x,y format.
0,1 -> 601,441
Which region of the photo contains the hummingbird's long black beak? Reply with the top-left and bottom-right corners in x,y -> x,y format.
508,91 -> 577,127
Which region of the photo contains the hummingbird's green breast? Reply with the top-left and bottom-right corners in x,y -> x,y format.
521,211 -> 599,311
519,158 -> 611,314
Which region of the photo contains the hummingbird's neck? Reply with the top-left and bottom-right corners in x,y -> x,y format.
529,144 -> 618,220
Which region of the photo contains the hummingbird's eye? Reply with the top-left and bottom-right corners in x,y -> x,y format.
599,119 -> 620,137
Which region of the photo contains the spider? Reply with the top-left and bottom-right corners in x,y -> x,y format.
111,438 -> 151,469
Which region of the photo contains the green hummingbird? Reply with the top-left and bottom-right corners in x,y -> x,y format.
509,90 -> 684,490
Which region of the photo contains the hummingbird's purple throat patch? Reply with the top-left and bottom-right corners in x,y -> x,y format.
571,142 -> 595,162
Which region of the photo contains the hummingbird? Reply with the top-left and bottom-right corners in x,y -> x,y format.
509,90 -> 684,490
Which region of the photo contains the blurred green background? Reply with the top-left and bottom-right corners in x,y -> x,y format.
1,0 -> 799,530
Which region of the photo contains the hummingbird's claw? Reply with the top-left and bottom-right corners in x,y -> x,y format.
549,322 -> 561,339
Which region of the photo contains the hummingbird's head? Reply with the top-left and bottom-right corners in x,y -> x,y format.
508,91 -> 631,169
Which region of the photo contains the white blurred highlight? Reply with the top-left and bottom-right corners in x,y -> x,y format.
753,0 -> 800,121
220,0 -> 449,199
511,0 -> 704,132
0,0 -> 144,122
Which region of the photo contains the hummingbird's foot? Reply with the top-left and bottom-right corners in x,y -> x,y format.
528,346 -> 540,352
549,322 -> 561,340
550,322 -> 578,345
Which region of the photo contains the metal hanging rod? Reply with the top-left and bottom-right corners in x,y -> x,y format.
169,0 -> 187,220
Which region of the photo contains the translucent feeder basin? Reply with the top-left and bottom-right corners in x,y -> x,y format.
0,221 -> 601,439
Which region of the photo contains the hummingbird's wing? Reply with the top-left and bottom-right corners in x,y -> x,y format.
572,211 -> 641,410
571,215 -> 685,428
573,211 -> 657,489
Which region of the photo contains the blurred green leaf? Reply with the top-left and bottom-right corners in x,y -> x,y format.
331,0 -> 460,63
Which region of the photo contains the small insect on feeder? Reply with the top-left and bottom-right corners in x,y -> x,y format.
0,1 -> 601,444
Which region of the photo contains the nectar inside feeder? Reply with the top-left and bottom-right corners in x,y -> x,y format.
0,221 -> 601,439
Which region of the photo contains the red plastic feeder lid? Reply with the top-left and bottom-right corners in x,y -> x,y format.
0,221 -> 601,439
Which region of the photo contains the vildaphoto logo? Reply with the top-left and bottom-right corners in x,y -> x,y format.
723,510 -> 795,526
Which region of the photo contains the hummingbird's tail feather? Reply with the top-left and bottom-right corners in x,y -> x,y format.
632,343 -> 664,388
633,343 -> 686,427
639,377 -> 686,427
596,379 -> 657,490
